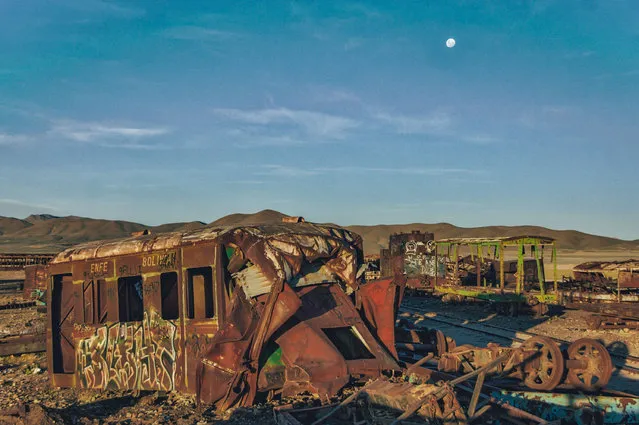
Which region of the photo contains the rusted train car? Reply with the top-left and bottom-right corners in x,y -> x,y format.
46,222 -> 404,409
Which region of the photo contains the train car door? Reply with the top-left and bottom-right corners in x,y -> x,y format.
180,243 -> 221,393
51,274 -> 76,377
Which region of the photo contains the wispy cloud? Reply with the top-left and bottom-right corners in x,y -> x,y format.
230,134 -> 308,148
254,165 -> 322,177
373,111 -> 452,135
61,0 -> 145,19
595,69 -> 639,80
49,120 -> 170,143
541,105 -> 576,115
212,107 -> 359,139
96,142 -> 172,150
311,87 -> 361,104
344,37 -> 365,51
340,3 -> 385,19
460,135 -> 500,144
0,198 -> 60,212
163,26 -> 240,41
564,50 -> 595,59
254,164 -> 481,178
317,166 -> 481,176
517,105 -> 577,128
228,180 -> 265,185
0,133 -> 30,145
431,200 -> 481,207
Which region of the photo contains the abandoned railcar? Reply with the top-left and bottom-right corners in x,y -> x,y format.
46,221 -> 404,409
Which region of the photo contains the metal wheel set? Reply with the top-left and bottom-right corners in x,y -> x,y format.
435,335 -> 613,392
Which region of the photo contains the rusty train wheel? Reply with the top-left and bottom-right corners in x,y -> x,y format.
435,329 -> 448,356
522,336 -> 565,391
566,338 -> 613,391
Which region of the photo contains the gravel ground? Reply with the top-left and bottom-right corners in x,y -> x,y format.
0,347 -> 286,424
0,294 -> 44,337
1,293 -> 638,423
0,296 -> 284,424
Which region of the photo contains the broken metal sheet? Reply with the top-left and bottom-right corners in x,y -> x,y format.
234,262 -> 339,298
197,285 -> 260,409
357,277 -> 405,360
270,283 -> 401,400
362,378 -> 464,421
232,264 -> 272,298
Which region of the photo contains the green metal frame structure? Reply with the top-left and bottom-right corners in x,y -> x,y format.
433,235 -> 558,304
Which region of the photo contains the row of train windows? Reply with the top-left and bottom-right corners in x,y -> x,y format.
81,267 -> 215,323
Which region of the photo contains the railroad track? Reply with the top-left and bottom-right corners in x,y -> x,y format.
0,301 -> 36,311
400,305 -> 639,375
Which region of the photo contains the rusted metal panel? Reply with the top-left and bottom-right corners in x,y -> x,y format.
23,264 -> 48,299
619,270 -> 639,289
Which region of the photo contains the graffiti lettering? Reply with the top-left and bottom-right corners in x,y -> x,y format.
118,264 -> 142,277
91,262 -> 109,274
85,261 -> 110,278
143,280 -> 159,295
77,310 -> 177,391
186,333 -> 215,358
142,252 -> 177,271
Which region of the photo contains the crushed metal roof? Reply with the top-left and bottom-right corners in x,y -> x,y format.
574,259 -> 639,272
51,223 -> 359,264
435,235 -> 555,245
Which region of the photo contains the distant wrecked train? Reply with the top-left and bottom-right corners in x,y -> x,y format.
45,220 -> 406,409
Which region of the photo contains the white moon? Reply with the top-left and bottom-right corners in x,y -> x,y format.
446,38 -> 456,48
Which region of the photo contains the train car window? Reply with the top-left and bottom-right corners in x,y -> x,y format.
80,279 -> 108,324
96,279 -> 108,323
118,276 -> 144,322
187,267 -> 214,319
82,280 -> 95,324
161,272 -> 179,320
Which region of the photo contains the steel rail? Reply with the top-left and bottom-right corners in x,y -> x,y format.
400,305 -> 639,374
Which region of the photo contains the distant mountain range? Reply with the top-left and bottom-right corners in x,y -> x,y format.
1,210 -> 637,255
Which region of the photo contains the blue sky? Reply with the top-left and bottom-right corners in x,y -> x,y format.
0,1 -> 638,239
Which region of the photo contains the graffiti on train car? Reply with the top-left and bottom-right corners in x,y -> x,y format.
77,310 -> 178,391
142,252 -> 177,271
185,334 -> 216,358
85,261 -> 111,279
